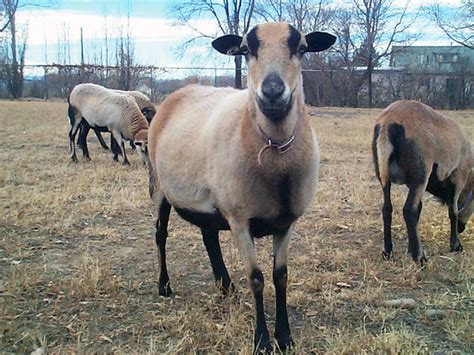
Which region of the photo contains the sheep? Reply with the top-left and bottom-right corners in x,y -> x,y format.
113,89 -> 156,122
144,22 -> 335,352
68,83 -> 148,165
372,100 -> 473,264
77,87 -> 156,153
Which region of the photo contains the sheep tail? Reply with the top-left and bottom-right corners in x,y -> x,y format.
373,123 -> 392,187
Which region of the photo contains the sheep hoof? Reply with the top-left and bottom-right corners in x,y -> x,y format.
71,156 -> 78,163
275,332 -> 294,352
158,284 -> 173,297
254,337 -> 272,354
122,160 -> 130,166
450,243 -> 463,253
219,281 -> 235,297
381,250 -> 392,260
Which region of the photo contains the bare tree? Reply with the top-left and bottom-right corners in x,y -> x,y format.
0,0 -> 18,33
327,8 -> 366,106
2,0 -> 27,98
255,0 -> 330,32
171,0 -> 256,89
429,0 -> 473,49
350,0 -> 418,107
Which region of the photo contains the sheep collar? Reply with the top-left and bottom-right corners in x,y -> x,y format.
256,122 -> 298,165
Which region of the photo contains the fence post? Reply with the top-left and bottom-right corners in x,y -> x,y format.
43,67 -> 49,100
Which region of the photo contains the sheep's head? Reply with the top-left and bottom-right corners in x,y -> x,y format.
141,106 -> 156,123
458,173 -> 473,233
133,129 -> 149,164
212,22 -> 335,123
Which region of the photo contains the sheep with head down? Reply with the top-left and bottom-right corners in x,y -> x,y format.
372,100 -> 473,264
76,85 -> 155,154
68,83 -> 148,165
141,22 -> 336,352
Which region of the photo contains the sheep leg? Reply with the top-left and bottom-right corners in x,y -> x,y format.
111,136 -> 121,160
77,121 -> 84,149
155,196 -> 172,296
111,130 -> 129,165
381,182 -> 393,259
448,200 -> 463,252
201,228 -> 233,296
403,183 -> 428,264
78,119 -> 91,161
273,224 -> 295,351
228,218 -> 272,353
93,129 -> 109,150
68,119 -> 81,163
67,104 -> 81,163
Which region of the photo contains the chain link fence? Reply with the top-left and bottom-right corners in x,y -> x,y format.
1,64 -> 473,109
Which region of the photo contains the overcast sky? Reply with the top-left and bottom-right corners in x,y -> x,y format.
12,0 -> 465,70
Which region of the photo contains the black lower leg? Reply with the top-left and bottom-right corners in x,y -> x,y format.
95,129 -> 109,150
79,121 -> 91,160
448,203 -> 463,252
121,142 -> 129,165
68,127 -> 78,162
403,188 -> 425,263
382,183 -> 393,258
250,269 -> 272,353
273,265 -> 293,351
417,201 -> 423,223
156,198 -> 172,296
201,228 -> 233,295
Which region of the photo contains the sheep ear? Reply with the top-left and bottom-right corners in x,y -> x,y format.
212,34 -> 243,55
305,32 -> 336,53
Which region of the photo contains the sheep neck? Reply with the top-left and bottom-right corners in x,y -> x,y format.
256,120 -> 299,165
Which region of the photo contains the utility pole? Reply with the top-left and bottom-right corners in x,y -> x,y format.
80,27 -> 84,65
80,27 -> 85,81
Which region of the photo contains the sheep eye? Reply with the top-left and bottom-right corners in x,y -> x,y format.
240,45 -> 249,55
298,44 -> 307,54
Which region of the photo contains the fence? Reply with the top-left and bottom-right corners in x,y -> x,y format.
1,64 -> 473,109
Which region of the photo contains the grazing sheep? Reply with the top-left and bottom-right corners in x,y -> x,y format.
145,22 -> 335,352
372,100 -> 473,263
68,83 -> 148,165
77,87 -> 156,152
113,89 -> 156,122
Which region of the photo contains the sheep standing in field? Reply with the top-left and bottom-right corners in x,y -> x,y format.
372,100 -> 473,263
68,83 -> 148,165
77,87 -> 156,153
145,22 -> 335,352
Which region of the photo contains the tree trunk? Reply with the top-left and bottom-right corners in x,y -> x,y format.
7,10 -> 23,99
367,53 -> 373,108
234,55 -> 242,89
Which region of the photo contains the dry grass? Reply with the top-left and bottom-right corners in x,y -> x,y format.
0,100 -> 472,353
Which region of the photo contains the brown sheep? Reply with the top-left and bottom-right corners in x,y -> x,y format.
144,22 -> 335,352
372,100 -> 473,263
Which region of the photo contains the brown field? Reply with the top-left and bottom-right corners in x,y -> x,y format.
0,100 -> 473,353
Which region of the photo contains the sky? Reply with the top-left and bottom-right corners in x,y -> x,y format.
7,0 -> 467,74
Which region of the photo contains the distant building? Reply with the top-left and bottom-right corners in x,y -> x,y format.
390,46 -> 474,74
377,45 -> 474,109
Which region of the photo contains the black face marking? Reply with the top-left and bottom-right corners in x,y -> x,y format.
288,25 -> 301,57
246,26 -> 260,58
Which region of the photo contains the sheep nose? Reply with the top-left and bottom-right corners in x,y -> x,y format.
261,73 -> 285,100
